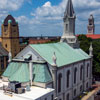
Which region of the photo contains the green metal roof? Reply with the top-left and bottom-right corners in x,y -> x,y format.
3,62 -> 21,77
2,62 -> 52,83
2,62 -> 30,83
9,63 -> 30,83
33,64 -> 52,83
75,49 -> 90,59
30,43 -> 90,67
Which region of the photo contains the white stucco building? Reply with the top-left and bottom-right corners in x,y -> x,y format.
1,0 -> 93,100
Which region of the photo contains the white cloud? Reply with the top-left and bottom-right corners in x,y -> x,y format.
72,0 -> 100,7
0,0 -> 24,11
16,0 -> 100,36
43,1 -> 51,7
4,0 -> 100,36
32,0 -> 100,20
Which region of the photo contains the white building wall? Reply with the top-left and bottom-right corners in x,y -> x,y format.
56,59 -> 92,100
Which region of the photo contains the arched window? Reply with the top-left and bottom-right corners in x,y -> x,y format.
80,65 -> 83,80
74,89 -> 76,96
66,93 -> 69,100
58,73 -> 62,93
51,94 -> 53,100
86,82 -> 88,89
45,98 -> 47,100
74,68 -> 77,84
80,85 -> 82,92
5,44 -> 7,48
66,70 -> 70,88
87,63 -> 89,77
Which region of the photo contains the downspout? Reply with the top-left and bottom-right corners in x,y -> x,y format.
29,61 -> 33,86
89,42 -> 93,87
52,52 -> 58,99
83,59 -> 86,91
90,57 -> 93,87
52,66 -> 57,99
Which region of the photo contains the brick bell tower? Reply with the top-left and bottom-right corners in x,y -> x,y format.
87,14 -> 95,35
1,15 -> 20,58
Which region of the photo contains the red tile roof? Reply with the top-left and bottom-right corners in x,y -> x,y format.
86,34 -> 100,39
77,34 -> 100,39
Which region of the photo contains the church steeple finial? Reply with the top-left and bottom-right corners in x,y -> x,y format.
64,0 -> 75,20
89,43 -> 93,57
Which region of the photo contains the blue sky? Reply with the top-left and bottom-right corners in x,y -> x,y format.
0,0 -> 100,36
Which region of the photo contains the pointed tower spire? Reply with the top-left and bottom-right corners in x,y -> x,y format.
89,43 -> 93,57
61,0 -> 79,48
64,0 -> 75,19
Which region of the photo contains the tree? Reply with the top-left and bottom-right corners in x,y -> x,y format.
78,35 -> 100,75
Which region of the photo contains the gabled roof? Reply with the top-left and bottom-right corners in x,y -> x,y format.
29,43 -> 90,67
64,0 -> 75,18
0,43 -> 8,56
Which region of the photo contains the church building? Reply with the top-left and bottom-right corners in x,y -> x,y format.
2,0 -> 93,100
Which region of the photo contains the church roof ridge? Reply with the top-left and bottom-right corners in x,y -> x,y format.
29,42 -> 90,67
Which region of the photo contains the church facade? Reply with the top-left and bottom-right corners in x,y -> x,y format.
2,0 -> 93,100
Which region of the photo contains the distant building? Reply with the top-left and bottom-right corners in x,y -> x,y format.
2,0 -> 93,100
29,36 -> 60,44
77,14 -> 100,39
87,14 -> 95,35
86,34 -> 100,39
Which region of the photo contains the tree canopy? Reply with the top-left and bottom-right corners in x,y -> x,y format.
78,35 -> 100,75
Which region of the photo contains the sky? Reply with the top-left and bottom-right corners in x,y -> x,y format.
0,0 -> 100,36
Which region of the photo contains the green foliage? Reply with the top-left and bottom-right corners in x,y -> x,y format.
78,35 -> 100,75
78,35 -> 92,53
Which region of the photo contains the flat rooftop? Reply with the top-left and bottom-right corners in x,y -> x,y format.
0,80 -> 54,100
